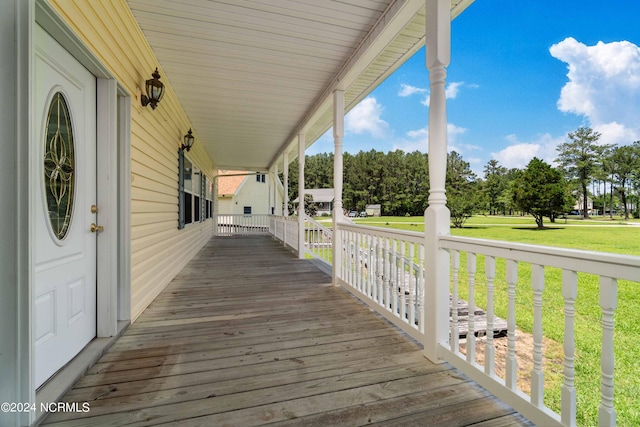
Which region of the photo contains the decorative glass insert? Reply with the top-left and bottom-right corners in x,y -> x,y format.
44,92 -> 75,240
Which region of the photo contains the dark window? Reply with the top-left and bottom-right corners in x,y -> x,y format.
184,191 -> 192,225
244,206 -> 252,215
194,196 -> 201,222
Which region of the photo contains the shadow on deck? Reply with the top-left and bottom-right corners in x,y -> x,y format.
41,236 -> 533,426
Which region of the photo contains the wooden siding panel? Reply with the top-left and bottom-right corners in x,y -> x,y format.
50,0 -> 215,320
130,212 -> 176,228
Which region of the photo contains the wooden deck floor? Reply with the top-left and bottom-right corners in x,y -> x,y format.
41,236 -> 533,427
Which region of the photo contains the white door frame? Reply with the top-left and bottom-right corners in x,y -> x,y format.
22,0 -> 131,417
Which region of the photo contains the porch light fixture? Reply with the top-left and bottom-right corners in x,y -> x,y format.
140,68 -> 165,109
181,128 -> 195,152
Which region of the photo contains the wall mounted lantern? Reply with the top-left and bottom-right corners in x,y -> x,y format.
141,68 -> 165,109
181,128 -> 195,152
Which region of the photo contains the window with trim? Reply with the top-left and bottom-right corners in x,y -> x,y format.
194,168 -> 202,222
256,173 -> 266,183
205,177 -> 213,219
178,152 -> 205,229
243,206 -> 252,215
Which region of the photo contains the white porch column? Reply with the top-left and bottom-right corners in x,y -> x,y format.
271,165 -> 277,215
332,89 -> 344,286
423,0 -> 451,362
283,151 -> 289,217
297,133 -> 305,259
213,171 -> 219,235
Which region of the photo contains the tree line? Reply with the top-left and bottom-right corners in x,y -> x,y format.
283,127 -> 640,228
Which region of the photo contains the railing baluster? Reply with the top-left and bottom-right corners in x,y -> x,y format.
374,235 -> 380,303
485,255 -> 496,376
531,264 -> 545,407
467,252 -> 477,364
451,249 -> 460,352
349,231 -> 352,281
392,240 -> 398,315
400,240 -> 407,322
418,244 -> 425,333
355,231 -> 361,291
384,238 -> 390,310
506,259 -> 518,390
409,243 -> 415,327
599,276 -> 617,427
364,233 -> 370,294
562,269 -> 577,427
367,234 -> 373,297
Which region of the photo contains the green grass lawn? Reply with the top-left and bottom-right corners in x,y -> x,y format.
344,215 -> 640,426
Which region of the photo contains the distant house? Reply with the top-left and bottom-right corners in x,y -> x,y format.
573,195 -> 593,214
292,188 -> 335,216
366,204 -> 382,217
217,171 -> 284,216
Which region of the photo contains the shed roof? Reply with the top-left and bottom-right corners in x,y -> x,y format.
292,188 -> 335,203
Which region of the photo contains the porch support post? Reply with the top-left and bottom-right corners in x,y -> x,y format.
332,89 -> 344,286
271,165 -> 277,215
297,133 -> 305,259
283,151 -> 289,217
423,0 -> 451,362
213,171 -> 218,235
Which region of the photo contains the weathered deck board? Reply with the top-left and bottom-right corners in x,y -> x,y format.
41,236 -> 532,427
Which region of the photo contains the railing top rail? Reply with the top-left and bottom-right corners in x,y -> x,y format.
304,214 -> 332,233
440,234 -> 640,282
218,213 -> 272,217
338,221 -> 424,245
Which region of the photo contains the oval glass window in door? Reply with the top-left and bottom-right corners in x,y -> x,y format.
44,92 -> 75,240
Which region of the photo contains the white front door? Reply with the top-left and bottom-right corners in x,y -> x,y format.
34,25 -> 97,388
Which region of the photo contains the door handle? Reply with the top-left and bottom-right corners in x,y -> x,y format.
90,223 -> 104,233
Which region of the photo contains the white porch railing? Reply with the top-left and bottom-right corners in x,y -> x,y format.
438,235 -> 640,427
303,215 -> 333,266
322,221 -> 640,427
269,215 -> 298,251
336,222 -> 425,343
215,214 -> 270,236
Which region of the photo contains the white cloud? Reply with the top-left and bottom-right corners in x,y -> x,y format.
398,84 -> 427,97
345,97 -> 391,139
400,81 -> 475,107
445,82 -> 464,99
593,122 -> 639,146
393,123 -> 468,153
491,133 -> 563,169
550,37 -> 640,145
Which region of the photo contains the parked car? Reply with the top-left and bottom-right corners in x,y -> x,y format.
359,211 -> 367,217
348,211 -> 358,217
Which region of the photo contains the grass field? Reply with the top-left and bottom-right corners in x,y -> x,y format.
332,215 -> 640,426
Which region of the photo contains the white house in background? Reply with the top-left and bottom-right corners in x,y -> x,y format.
292,188 -> 335,216
573,195 -> 594,214
217,171 -> 285,216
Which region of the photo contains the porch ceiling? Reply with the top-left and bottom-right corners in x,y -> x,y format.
126,0 -> 472,171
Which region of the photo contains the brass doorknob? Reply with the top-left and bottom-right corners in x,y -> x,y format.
90,223 -> 104,233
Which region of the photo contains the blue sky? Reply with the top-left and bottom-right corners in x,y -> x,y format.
307,0 -> 640,176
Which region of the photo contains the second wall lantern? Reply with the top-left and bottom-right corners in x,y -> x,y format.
181,129 -> 195,152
